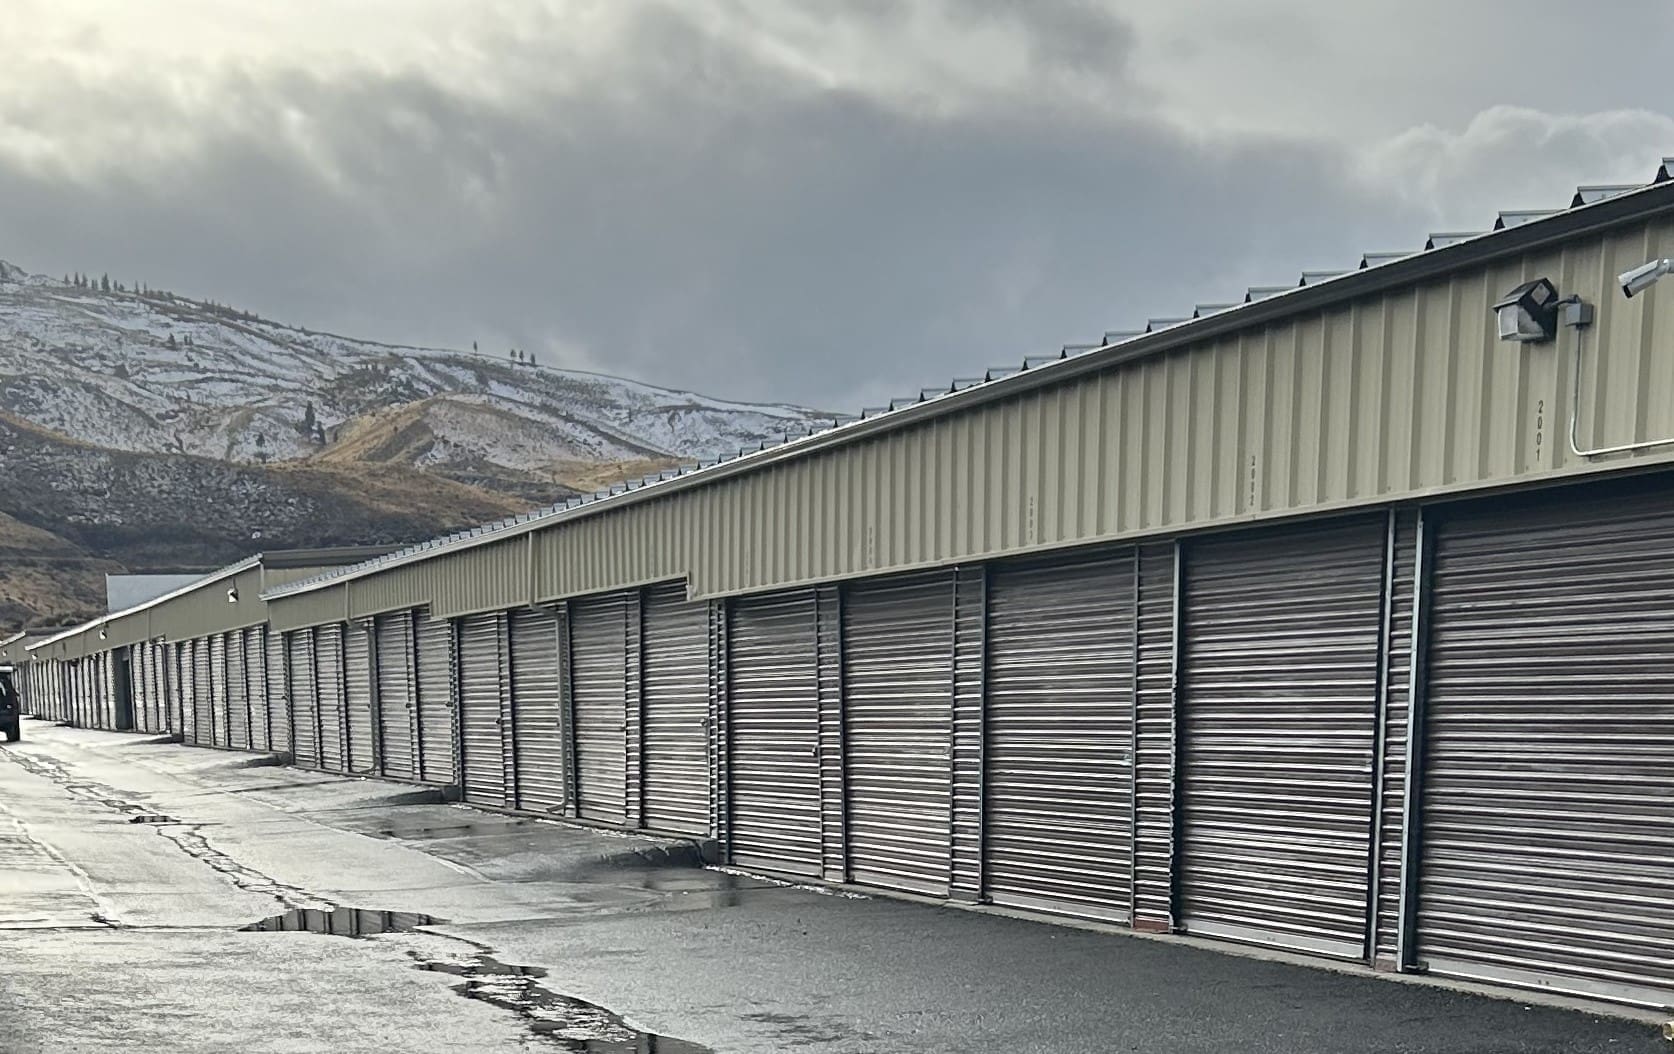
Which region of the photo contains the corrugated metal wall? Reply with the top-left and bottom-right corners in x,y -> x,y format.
278,215 -> 1674,625
40,562 -> 360,667
268,584 -> 349,633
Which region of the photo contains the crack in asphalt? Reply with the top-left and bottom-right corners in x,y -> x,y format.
0,745 -> 493,949
0,747 -> 327,919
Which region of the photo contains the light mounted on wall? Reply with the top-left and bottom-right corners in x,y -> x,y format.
1492,277 -> 1560,342
226,586 -> 240,604
98,626 -> 107,640
1619,257 -> 1673,298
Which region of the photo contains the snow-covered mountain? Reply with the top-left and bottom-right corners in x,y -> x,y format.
0,260 -> 836,630
0,261 -> 830,480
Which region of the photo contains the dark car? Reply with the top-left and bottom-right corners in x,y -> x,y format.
0,666 -> 19,742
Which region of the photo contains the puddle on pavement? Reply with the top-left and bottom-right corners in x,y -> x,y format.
420,954 -> 712,1052
375,819 -> 534,840
241,906 -> 442,935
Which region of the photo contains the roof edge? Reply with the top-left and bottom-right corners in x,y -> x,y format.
28,556 -> 262,651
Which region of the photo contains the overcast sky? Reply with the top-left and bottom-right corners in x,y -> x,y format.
3,1 -> 1672,410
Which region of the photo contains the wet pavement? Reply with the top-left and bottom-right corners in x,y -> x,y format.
0,719 -> 1667,1053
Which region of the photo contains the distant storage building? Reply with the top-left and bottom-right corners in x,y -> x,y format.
18,159 -> 1674,1014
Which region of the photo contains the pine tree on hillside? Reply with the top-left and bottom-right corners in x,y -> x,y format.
166,333 -> 177,350
100,274 -> 110,292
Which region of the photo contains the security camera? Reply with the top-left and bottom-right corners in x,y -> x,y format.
1619,258 -> 1673,298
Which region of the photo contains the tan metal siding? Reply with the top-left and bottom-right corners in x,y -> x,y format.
149,567 -> 268,641
432,542 -> 532,620
104,611 -> 150,649
285,215 -> 1674,615
267,583 -> 349,633
260,566 -> 331,590
48,563 -> 357,659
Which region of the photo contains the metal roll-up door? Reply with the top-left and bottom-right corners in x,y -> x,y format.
984,548 -> 1137,921
415,612 -> 457,785
570,594 -> 629,824
375,612 -> 418,781
314,625 -> 348,772
266,628 -> 289,754
247,629 -> 271,753
227,630 -> 249,750
510,606 -> 565,813
168,645 -> 186,737
344,623 -> 376,774
129,649 -> 146,732
107,653 -> 120,729
131,648 -> 148,733
727,590 -> 821,877
458,612 -> 509,806
209,635 -> 229,746
640,583 -> 711,836
1179,515 -> 1385,959
137,650 -> 149,732
841,572 -> 955,896
143,646 -> 160,733
192,639 -> 214,746
288,629 -> 320,767
1418,486 -> 1674,1009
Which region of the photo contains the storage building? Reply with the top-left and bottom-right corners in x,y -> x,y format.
17,158 -> 1674,1014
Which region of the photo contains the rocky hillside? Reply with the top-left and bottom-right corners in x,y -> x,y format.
0,411 -> 525,629
0,262 -> 829,494
0,261 -> 830,631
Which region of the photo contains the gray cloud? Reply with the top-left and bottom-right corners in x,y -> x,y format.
0,2 -> 1665,411
949,0 -> 1136,73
